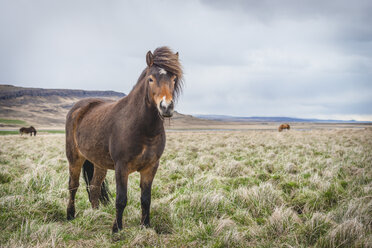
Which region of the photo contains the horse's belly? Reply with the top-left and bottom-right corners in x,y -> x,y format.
80,149 -> 115,170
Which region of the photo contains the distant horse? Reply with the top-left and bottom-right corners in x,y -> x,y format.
65,47 -> 183,233
19,126 -> 37,136
278,123 -> 290,132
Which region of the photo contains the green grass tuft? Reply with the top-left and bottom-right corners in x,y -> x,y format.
0,130 -> 65,135
0,130 -> 20,135
39,130 -> 65,134
0,118 -> 27,125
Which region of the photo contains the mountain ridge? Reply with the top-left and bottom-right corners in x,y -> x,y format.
0,84 -> 126,127
0,84 -> 125,100
195,114 -> 371,123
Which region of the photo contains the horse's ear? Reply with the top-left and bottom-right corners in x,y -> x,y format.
175,52 -> 179,59
146,51 -> 154,67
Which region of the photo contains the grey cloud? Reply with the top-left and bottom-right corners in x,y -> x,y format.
0,0 -> 371,120
200,0 -> 372,22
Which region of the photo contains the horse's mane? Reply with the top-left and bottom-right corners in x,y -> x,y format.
132,47 -> 183,100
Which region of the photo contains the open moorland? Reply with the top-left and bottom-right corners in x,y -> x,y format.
1,128 -> 371,247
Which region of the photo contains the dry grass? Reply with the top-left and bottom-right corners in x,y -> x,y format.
0,128 -> 371,247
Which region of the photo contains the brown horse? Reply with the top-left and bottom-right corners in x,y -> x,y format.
19,126 -> 37,136
278,123 -> 290,132
65,47 -> 183,233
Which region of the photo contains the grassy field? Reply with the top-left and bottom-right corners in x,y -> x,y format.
0,129 -> 371,247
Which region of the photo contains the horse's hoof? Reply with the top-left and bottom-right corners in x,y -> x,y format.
66,208 -> 75,220
67,214 -> 74,221
112,223 -> 121,233
141,223 -> 150,229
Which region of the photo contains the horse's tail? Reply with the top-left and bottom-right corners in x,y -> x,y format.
82,160 -> 111,205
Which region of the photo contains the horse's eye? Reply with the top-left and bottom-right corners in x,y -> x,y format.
149,78 -> 153,83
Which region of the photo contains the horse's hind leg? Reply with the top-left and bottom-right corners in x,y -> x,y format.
67,156 -> 84,220
89,166 -> 107,209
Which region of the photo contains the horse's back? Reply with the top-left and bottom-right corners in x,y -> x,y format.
67,98 -> 104,118
67,98 -> 115,125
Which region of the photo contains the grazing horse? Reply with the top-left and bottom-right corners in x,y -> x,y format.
19,126 -> 37,136
278,123 -> 290,132
65,47 -> 183,233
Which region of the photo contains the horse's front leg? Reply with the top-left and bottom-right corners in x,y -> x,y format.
140,162 -> 159,227
112,162 -> 129,233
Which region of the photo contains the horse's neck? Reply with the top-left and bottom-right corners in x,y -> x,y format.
118,81 -> 164,136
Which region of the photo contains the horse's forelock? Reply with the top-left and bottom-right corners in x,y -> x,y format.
152,47 -> 183,100
152,47 -> 182,76
133,47 -> 184,100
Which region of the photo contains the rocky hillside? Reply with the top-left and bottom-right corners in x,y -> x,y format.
0,84 -> 125,100
0,84 -> 126,127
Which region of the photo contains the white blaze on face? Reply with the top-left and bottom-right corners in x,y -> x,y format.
159,68 -> 167,75
161,96 -> 167,108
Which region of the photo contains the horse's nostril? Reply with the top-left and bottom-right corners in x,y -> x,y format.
159,100 -> 174,114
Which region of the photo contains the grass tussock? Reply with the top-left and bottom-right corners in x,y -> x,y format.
0,129 -> 371,247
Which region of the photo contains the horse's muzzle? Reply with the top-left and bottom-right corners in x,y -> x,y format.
159,100 -> 174,117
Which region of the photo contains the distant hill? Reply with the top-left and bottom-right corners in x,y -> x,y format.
0,84 -> 125,100
0,84 -> 126,127
195,114 -> 371,123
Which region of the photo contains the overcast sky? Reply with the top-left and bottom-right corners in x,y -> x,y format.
1,0 -> 372,120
